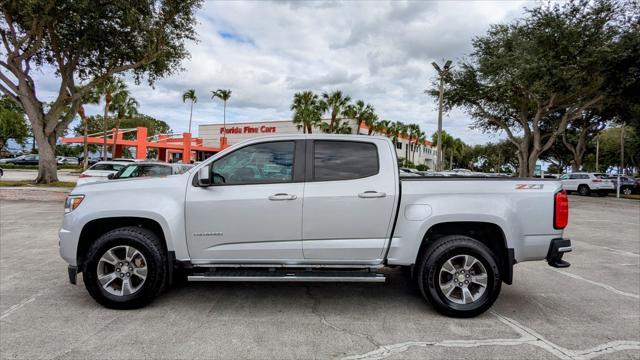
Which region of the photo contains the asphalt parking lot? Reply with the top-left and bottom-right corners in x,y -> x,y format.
0,195 -> 638,359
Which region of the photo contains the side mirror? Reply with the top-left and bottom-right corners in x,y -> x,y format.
197,166 -> 212,187
107,173 -> 115,180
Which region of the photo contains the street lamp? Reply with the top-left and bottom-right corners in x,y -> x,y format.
432,60 -> 452,171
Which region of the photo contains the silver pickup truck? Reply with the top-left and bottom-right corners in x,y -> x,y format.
59,134 -> 571,317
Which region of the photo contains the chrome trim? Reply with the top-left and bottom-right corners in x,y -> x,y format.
558,246 -> 573,253
187,274 -> 386,283
190,263 -> 384,269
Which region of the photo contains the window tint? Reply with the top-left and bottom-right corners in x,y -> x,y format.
212,141 -> 294,185
313,141 -> 379,181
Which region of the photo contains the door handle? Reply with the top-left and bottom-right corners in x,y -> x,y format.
268,193 -> 297,201
358,191 -> 386,198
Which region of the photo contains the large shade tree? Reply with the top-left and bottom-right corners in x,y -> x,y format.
435,0 -> 632,176
0,0 -> 201,182
0,94 -> 27,151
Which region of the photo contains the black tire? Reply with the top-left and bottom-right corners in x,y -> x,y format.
578,185 -> 591,196
82,226 -> 167,309
416,235 -> 501,318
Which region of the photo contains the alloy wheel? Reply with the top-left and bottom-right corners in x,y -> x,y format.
96,245 -> 148,296
438,254 -> 488,305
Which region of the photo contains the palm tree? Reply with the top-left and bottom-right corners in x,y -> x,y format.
182,89 -> 197,135
412,129 -> 426,163
406,124 -> 420,163
77,87 -> 100,170
291,91 -> 322,134
212,89 -> 232,144
345,100 -> 376,135
320,90 -> 351,133
97,77 -> 126,160
375,119 -> 391,137
109,91 -> 139,156
364,111 -> 379,135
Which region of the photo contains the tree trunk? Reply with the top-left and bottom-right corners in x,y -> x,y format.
188,100 -> 194,134
223,101 -> 227,142
102,95 -> 111,160
82,116 -> 89,170
111,115 -> 122,157
356,120 -> 361,135
32,122 -> 59,183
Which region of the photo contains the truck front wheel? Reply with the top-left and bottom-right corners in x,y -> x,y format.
417,235 -> 501,318
82,226 -> 167,309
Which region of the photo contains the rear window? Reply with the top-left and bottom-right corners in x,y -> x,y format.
90,163 -> 125,171
313,141 -> 379,181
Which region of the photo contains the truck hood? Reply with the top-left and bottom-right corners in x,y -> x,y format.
71,173 -> 189,195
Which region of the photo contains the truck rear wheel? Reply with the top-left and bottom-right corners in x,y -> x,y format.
82,226 -> 167,309
417,235 -> 501,318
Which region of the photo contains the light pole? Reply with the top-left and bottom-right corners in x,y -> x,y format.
433,60 -> 452,171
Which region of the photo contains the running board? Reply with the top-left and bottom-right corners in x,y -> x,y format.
187,270 -> 386,283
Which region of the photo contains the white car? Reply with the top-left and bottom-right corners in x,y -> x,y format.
559,172 -> 614,196
76,161 -> 129,185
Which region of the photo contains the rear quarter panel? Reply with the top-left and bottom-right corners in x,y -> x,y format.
387,179 -> 564,265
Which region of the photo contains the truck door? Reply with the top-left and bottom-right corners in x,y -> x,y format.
302,139 -> 398,261
185,140 -> 305,261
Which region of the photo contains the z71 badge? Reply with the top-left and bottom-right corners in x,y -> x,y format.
515,184 -> 544,190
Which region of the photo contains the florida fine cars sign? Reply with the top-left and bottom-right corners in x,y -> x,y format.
220,126 -> 277,134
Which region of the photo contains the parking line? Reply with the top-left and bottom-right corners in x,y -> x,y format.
550,268 -> 639,300
0,296 -> 36,320
340,312 -> 640,360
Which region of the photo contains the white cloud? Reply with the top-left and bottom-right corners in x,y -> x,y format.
32,0 -> 530,145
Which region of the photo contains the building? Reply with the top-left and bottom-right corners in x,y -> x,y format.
61,127 -> 219,163
199,119 -> 437,168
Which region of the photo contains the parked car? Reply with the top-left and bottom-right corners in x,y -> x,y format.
607,175 -> 639,195
60,134 -> 571,317
109,162 -> 193,180
0,167 -> 3,178
111,158 -> 141,163
0,154 -> 18,163
559,172 -> 614,196
6,154 -> 39,165
419,171 -> 449,177
399,167 -> 422,177
57,156 -> 79,165
76,161 -> 129,185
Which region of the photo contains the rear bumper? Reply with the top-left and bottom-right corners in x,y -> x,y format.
546,238 -> 572,268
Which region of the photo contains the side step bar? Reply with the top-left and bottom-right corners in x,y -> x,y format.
188,270 -> 386,283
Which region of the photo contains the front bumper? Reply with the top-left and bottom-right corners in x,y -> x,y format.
546,238 -> 572,268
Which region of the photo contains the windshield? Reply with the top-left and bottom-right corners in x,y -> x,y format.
114,164 -> 172,179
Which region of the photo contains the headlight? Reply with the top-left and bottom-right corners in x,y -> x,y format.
64,195 -> 84,214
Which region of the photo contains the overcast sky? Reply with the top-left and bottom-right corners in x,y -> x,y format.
41,0 -> 532,145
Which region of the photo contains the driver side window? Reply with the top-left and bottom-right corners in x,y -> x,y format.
211,141 -> 295,185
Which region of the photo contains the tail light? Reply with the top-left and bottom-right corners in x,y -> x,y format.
79,174 -> 92,178
592,179 -> 602,183
554,190 -> 569,229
